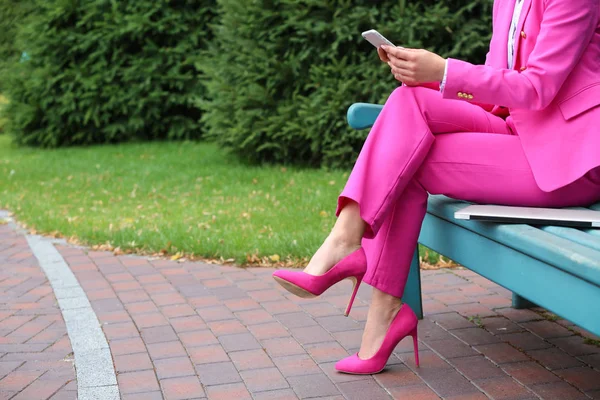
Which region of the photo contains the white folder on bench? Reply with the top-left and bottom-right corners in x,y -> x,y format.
454,205 -> 600,228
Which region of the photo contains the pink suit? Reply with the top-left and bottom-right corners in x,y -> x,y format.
339,0 -> 600,298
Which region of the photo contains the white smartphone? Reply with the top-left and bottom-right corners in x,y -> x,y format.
362,29 -> 395,48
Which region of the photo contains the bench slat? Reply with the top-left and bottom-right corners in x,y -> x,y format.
541,226 -> 600,252
427,196 -> 600,286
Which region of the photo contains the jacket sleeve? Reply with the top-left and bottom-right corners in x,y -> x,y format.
442,0 -> 598,110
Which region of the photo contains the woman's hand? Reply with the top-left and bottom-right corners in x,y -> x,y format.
377,47 -> 390,63
380,45 -> 446,85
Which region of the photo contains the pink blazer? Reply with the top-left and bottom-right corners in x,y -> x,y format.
443,0 -> 600,192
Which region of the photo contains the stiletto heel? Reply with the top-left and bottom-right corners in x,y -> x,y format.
335,304 -> 419,374
272,248 -> 367,316
344,276 -> 363,317
411,328 -> 419,367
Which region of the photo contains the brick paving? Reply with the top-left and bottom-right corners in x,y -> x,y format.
0,224 -> 76,399
1,220 -> 600,399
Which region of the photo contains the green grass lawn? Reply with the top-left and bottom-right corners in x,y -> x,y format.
0,135 -> 444,266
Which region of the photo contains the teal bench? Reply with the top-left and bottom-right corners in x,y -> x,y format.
347,102 -> 600,336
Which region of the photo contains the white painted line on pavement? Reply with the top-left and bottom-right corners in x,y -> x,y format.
26,234 -> 120,400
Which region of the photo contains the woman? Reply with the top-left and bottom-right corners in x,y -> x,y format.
274,0 -> 600,375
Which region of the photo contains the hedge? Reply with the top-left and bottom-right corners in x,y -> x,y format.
3,0 -> 215,147
200,0 -> 494,168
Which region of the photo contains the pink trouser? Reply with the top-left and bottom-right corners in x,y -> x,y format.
337,86 -> 600,299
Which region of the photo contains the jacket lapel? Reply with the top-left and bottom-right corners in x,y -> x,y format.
493,0 -> 515,69
512,0 -> 533,67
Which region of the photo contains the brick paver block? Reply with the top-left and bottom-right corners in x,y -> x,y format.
141,325 -> 179,344
197,305 -> 235,322
530,382 -> 589,400
579,353 -> 600,370
125,301 -> 160,315
132,312 -> 169,329
333,329 -> 364,351
170,316 -> 207,333
178,330 -> 218,347
118,370 -> 161,394
248,322 -> 290,340
261,300 -> 303,315
240,367 -> 289,393
426,338 -> 478,359
154,356 -> 196,379
496,308 -> 544,323
147,340 -> 188,360
235,309 -> 274,325
114,352 -> 154,373
276,312 -> 319,329
207,320 -> 247,336
475,343 -> 530,364
476,376 -> 535,400
338,379 -> 396,400
224,298 -> 261,312
206,382 -> 252,400
218,332 -> 261,352
389,384 -> 442,400
362,362 -> 417,389
449,355 -> 508,381
189,344 -> 229,365
315,315 -> 361,333
287,373 -> 341,398
549,336 -> 600,357
110,337 -> 147,356
305,341 -> 350,363
526,347 -> 584,370
556,366 -> 600,392
499,331 -> 552,351
195,361 -> 242,386
0,370 -> 43,392
229,349 -> 274,371
160,376 -> 205,400
251,389 -> 300,400
262,337 -> 305,358
501,361 -> 561,386
429,312 -> 475,330
273,354 -> 321,378
416,367 -> 482,398
289,325 -> 334,345
452,327 -> 503,346
522,320 -> 574,339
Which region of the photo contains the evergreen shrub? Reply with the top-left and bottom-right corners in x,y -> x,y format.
3,0 -> 215,147
0,0 -> 36,90
200,0 -> 493,168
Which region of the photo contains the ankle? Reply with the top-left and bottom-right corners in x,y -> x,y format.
371,290 -> 402,314
326,232 -> 361,251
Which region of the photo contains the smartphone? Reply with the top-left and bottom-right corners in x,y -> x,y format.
361,29 -> 395,48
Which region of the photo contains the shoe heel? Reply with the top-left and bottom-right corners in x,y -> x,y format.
344,276 -> 363,317
411,327 -> 419,367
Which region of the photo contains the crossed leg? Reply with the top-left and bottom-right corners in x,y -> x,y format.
305,85 -> 600,358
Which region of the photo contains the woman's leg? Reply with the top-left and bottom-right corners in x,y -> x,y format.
358,132 -> 600,358
305,85 -> 511,276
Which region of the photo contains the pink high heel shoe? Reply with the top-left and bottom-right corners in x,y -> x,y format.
335,304 -> 419,374
272,248 -> 366,316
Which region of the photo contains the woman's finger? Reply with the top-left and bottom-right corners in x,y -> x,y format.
381,45 -> 414,61
377,47 -> 390,62
388,56 -> 412,71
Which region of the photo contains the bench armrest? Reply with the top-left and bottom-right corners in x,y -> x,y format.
347,103 -> 384,130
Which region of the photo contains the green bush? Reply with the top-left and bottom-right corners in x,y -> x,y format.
0,0 -> 36,90
200,0 -> 493,168
3,0 -> 215,147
